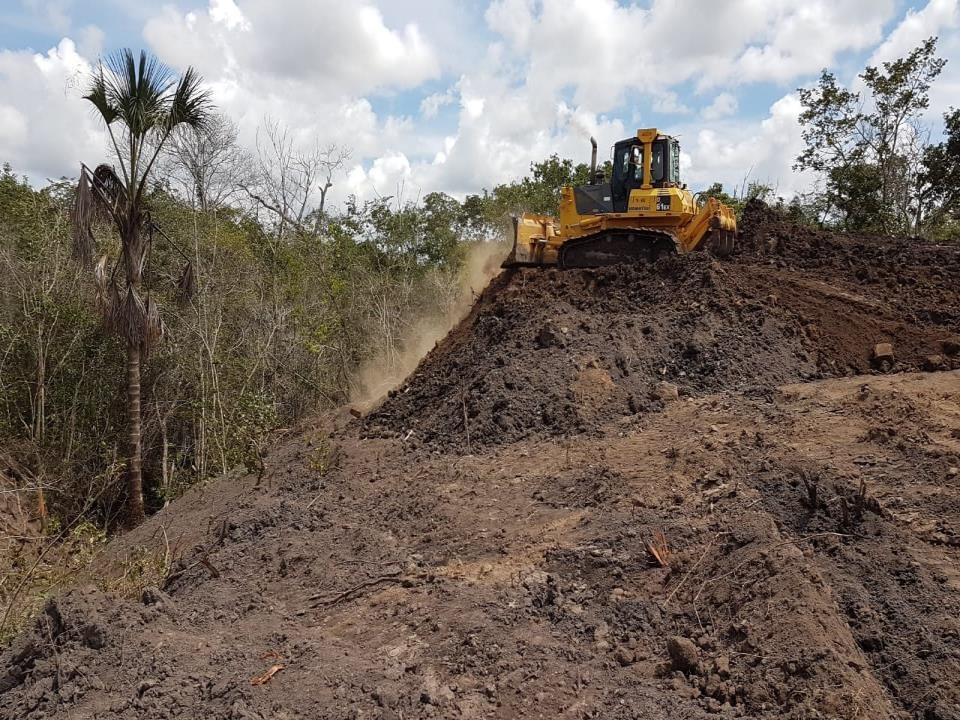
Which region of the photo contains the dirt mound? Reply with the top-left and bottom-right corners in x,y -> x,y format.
366,209 -> 960,451
4,370 -> 960,720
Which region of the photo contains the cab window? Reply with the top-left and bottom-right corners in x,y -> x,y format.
651,143 -> 665,184
621,145 -> 643,181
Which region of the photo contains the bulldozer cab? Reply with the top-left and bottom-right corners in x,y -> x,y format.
611,135 -> 681,211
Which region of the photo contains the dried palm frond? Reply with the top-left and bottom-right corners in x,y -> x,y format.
176,261 -> 197,303
92,164 -> 126,208
141,295 -> 165,356
93,254 -> 109,304
102,280 -> 122,332
71,171 -> 97,268
72,164 -> 127,269
121,225 -> 149,284
115,285 -> 147,347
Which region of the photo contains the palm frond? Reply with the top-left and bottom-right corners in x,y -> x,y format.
176,261 -> 197,303
103,49 -> 175,138
165,66 -> 212,134
103,281 -> 123,333
72,164 -> 125,268
83,70 -> 118,125
136,64 -> 211,203
93,254 -> 109,304
116,285 -> 147,347
142,295 -> 165,356
92,164 -> 127,209
71,171 -> 97,268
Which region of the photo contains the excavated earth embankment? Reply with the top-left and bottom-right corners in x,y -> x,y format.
366,201 -> 960,451
3,203 -> 960,720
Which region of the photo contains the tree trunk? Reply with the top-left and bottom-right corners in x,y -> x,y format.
126,341 -> 145,525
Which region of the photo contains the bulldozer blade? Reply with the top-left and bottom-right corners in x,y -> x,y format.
706,229 -> 736,258
501,213 -> 560,268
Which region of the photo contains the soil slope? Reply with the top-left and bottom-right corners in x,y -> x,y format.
3,205 -> 960,720
366,201 -> 959,451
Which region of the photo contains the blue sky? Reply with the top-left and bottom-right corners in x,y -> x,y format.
1,0 -> 958,206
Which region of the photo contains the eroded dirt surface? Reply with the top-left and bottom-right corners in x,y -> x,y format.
3,208 -> 960,720
3,371 -> 960,720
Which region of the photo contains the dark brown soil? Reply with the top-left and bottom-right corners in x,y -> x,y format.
3,206 -> 960,720
365,202 -> 960,451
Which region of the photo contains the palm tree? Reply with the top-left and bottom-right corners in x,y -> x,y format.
72,49 -> 211,525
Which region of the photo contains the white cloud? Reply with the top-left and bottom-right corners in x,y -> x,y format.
702,92 -> 738,120
208,0 -> 250,31
75,24 -> 104,58
653,92 -> 691,116
864,0 -> 960,128
0,39 -> 105,181
22,0 -> 72,35
346,152 -> 414,201
0,106 -> 29,148
719,1 -> 894,88
1,0 -> 957,210
420,89 -> 455,118
681,93 -> 813,197
868,0 -> 959,65
136,0 -> 443,201
479,0 -> 897,111
144,0 -> 439,95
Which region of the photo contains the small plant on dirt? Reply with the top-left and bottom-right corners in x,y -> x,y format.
797,468 -> 824,511
839,478 -> 883,527
101,544 -> 170,599
308,435 -> 341,476
0,521 -> 107,645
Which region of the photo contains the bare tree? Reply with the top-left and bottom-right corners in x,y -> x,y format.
241,117 -> 349,238
316,143 -> 351,220
164,113 -> 248,211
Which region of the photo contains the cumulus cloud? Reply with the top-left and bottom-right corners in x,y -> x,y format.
481,0 -> 897,108
0,39 -> 105,180
864,0 -> 960,125
144,0 -> 439,95
681,93 -> 814,197
420,89 -> 456,119
653,92 -> 691,116
702,93 -> 738,120
868,0 -> 959,64
0,0 -> 957,207
22,0 -> 73,35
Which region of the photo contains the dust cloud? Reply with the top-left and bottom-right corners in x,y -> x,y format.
351,239 -> 509,409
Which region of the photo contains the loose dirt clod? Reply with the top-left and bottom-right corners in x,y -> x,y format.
667,636 -> 700,674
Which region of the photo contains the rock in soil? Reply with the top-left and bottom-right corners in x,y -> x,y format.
667,636 -> 701,674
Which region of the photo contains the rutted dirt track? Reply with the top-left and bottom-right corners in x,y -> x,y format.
3,204 -> 960,720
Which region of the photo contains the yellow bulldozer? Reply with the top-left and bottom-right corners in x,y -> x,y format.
503,129 -> 737,268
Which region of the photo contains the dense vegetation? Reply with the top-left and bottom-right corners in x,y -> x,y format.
795,37 -> 960,237
0,129 -> 599,534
